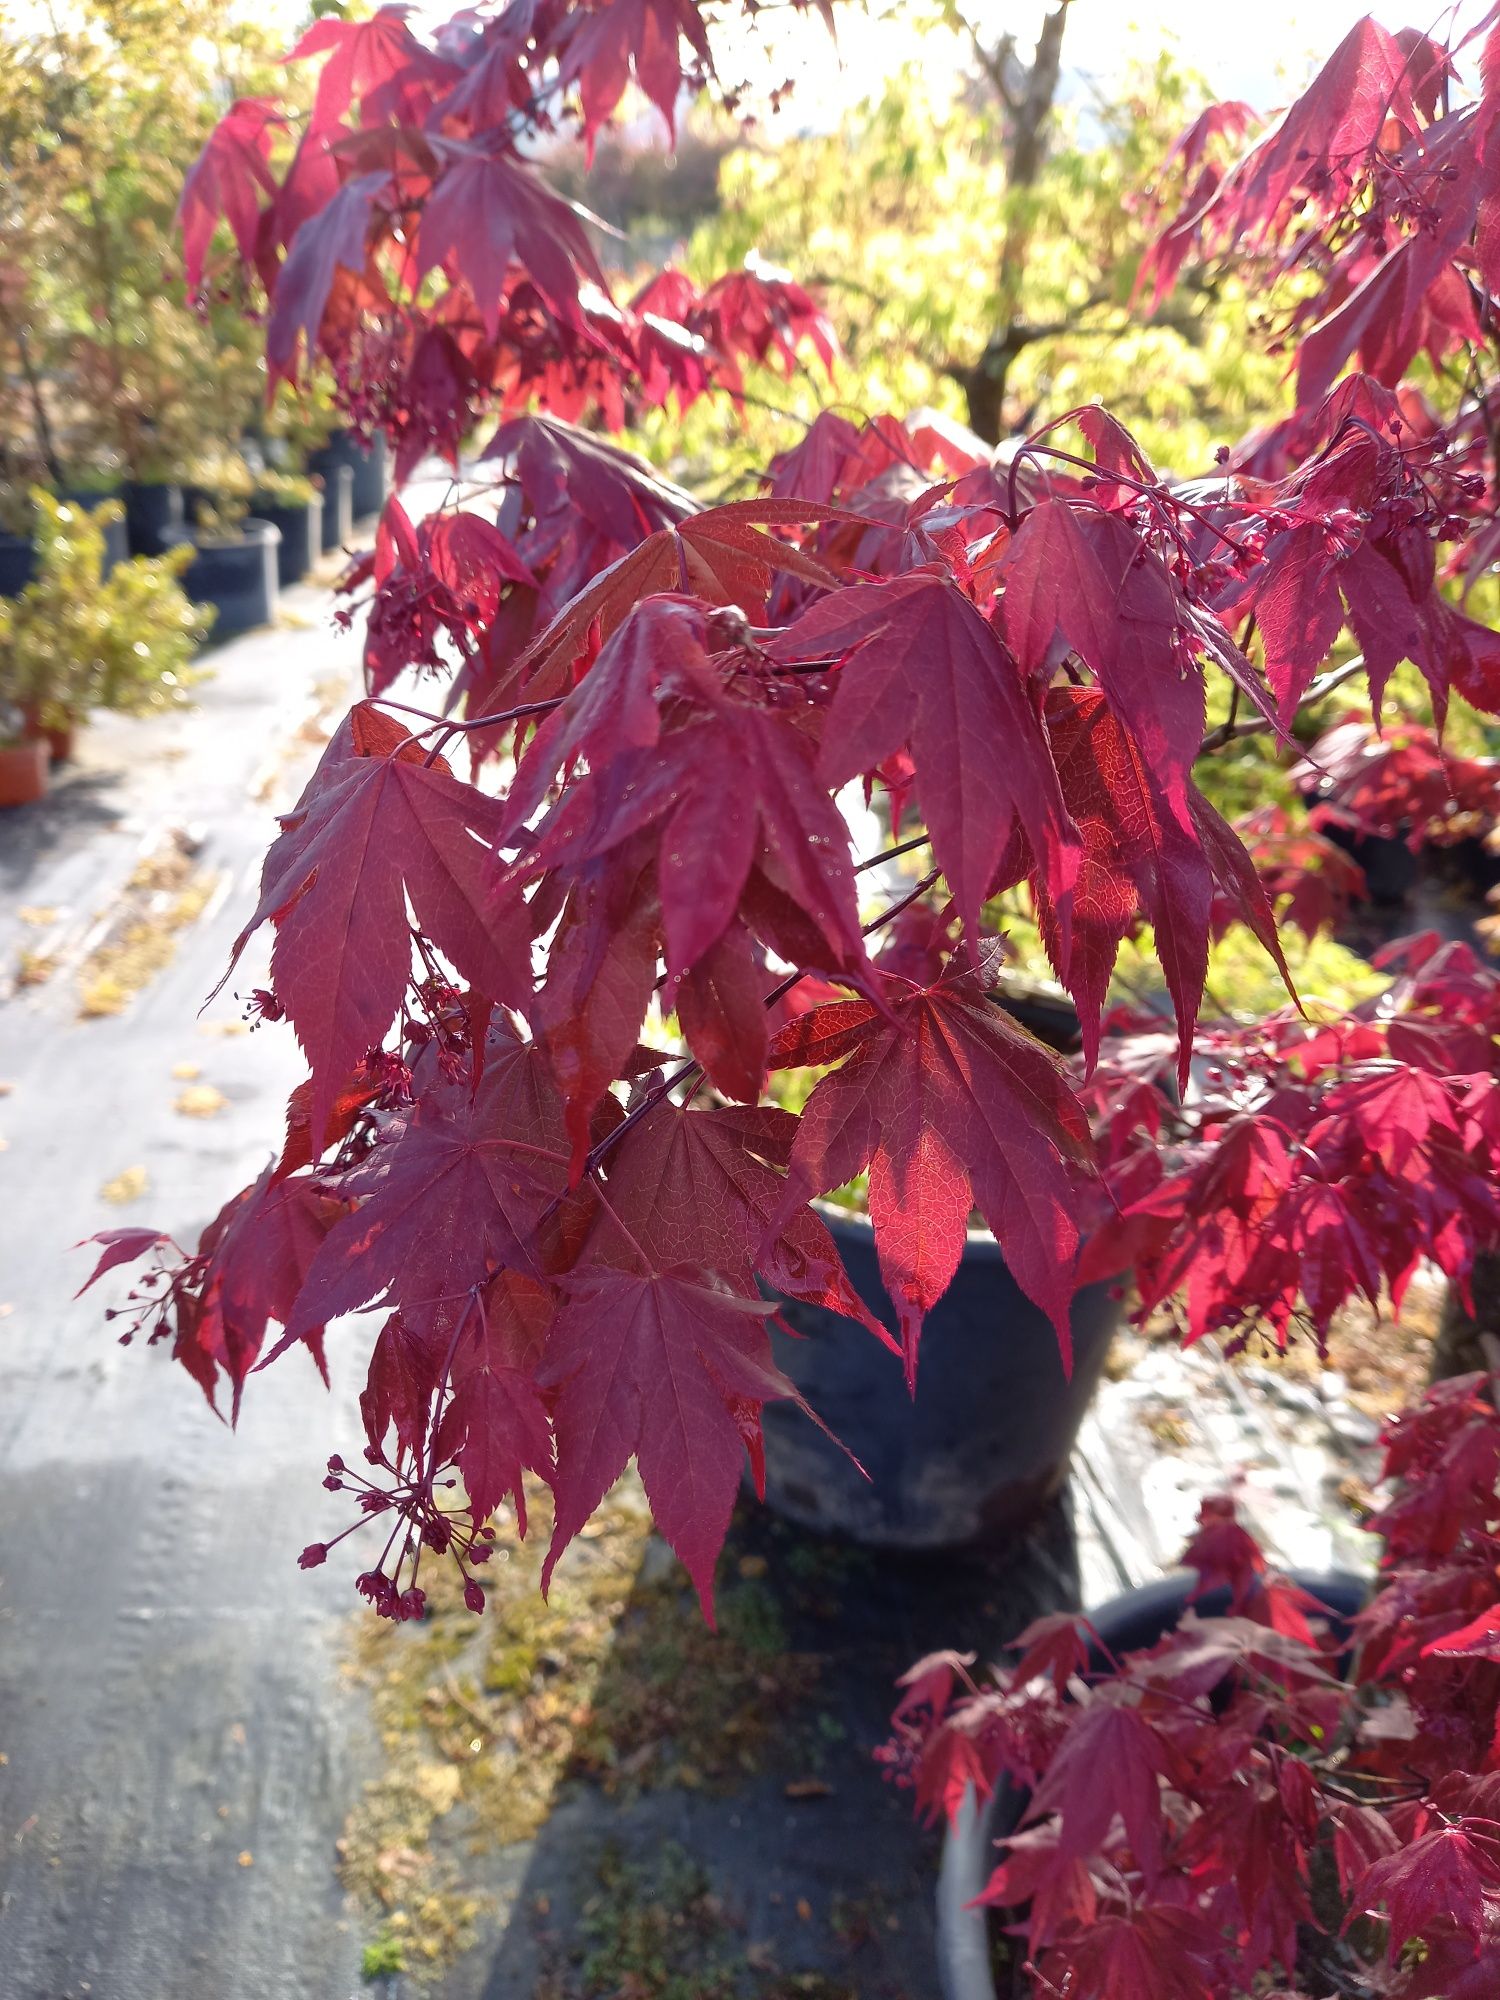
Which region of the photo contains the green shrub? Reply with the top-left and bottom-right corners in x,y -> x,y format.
0,492 -> 209,729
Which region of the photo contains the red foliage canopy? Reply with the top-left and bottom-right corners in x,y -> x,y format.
87,8 -> 1500,1614
884,1374 -> 1500,1996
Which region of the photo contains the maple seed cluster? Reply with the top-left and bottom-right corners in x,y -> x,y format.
300,1449 -> 497,1622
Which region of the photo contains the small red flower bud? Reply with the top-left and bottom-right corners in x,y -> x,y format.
299,1542 -> 328,1569
464,1580 -> 485,1615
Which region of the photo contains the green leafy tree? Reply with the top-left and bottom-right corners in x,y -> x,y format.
0,1 -> 290,486
651,14 -> 1281,479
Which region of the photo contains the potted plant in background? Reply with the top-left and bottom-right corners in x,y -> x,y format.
249,469 -> 323,588
0,706 -> 49,808
891,1370 -> 1500,1999
0,491 -> 206,761
307,426 -> 389,527
263,377 -> 353,555
0,3 -> 290,563
173,447 -> 282,636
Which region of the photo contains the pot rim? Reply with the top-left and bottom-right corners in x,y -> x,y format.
934,1565 -> 1369,2000
814,1199 -> 1128,1272
190,517 -> 282,552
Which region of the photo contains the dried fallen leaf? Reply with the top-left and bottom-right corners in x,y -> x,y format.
174,1084 -> 228,1118
171,1061 -> 202,1081
16,950 -> 57,988
100,1166 -> 150,1206
796,1897 -> 813,1922
784,1779 -> 833,1801
237,1851 -> 254,1868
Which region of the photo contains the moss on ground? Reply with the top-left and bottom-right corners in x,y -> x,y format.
340,1475 -> 821,1983
530,1842 -> 857,2000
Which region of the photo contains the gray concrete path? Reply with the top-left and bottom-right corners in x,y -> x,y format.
0,579 -> 375,2000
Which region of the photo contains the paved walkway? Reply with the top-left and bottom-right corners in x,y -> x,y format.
0,575 -> 375,2000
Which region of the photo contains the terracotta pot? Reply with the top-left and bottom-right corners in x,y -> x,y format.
21,708 -> 76,763
0,741 -> 49,807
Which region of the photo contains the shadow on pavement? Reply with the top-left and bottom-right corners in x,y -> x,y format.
456,1490 -> 1081,2000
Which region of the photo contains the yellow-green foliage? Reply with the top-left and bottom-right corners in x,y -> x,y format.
0,1 -> 298,485
0,493 -> 208,730
626,52 -> 1287,487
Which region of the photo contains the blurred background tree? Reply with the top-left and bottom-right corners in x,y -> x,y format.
0,1 -> 292,489
621,4 -> 1285,484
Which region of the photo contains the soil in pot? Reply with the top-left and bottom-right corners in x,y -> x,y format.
0,741 -> 50,807
251,493 -> 322,586
936,1568 -> 1369,2000
310,430 -> 387,521
182,519 -> 280,640
315,464 -> 354,553
122,481 -> 186,558
761,1210 -> 1123,1548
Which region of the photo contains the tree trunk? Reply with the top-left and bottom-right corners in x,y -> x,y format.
1431,1253 -> 1500,1382
957,2 -> 1072,441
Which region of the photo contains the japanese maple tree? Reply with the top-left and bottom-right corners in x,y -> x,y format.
86,5 -> 1500,1622
884,1371 -> 1500,1997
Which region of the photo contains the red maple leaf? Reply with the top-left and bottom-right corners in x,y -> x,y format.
265,171 -> 388,382
1353,1822 -> 1500,1960
431,1268 -> 554,1534
290,6 -> 461,132
1035,1906 -> 1223,2000
1024,1692 -> 1166,1878
772,568 -> 1079,942
540,1263 -> 792,1615
179,97 -> 283,292
221,702 -> 530,1142
182,1170 -> 339,1417
413,142 -> 609,336
287,1034 -> 573,1342
769,974 -> 1092,1380
557,0 -> 713,154
590,1098 -> 893,1349
74,1227 -> 174,1297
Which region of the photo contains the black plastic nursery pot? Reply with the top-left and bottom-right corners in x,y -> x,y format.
0,533 -> 34,596
182,519 -> 280,640
309,429 -> 387,522
252,494 -> 323,586
122,480 -> 186,557
315,463 -> 355,553
761,1210 -> 1124,1549
934,1567 -> 1369,2000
